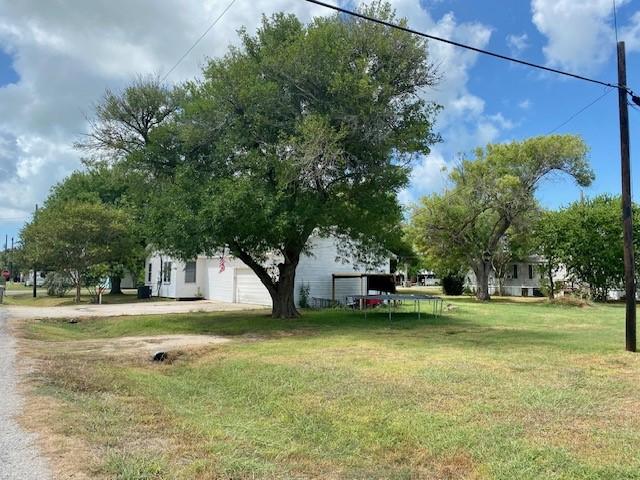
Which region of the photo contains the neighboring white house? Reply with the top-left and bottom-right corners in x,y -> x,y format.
24,270 -> 46,287
145,236 -> 392,306
465,255 -> 566,297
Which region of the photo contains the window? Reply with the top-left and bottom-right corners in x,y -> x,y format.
163,262 -> 172,283
147,263 -> 153,282
528,265 -> 533,280
512,264 -> 518,279
185,261 -> 196,283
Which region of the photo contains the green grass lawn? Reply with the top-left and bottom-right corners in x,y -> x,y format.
21,300 -> 640,479
3,282 -> 32,291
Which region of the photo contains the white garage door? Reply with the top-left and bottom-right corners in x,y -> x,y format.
235,269 -> 272,305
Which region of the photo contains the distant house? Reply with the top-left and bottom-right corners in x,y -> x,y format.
24,270 -> 46,287
465,255 -> 566,297
145,235 -> 392,306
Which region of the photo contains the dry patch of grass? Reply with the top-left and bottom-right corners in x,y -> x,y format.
15,302 -> 640,479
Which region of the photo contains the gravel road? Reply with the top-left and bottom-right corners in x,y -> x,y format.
0,308 -> 52,480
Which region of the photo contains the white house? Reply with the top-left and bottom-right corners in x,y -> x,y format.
465,255 -> 565,297
145,236 -> 392,306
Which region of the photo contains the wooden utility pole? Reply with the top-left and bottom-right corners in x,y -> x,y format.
617,41 -> 636,352
9,237 -> 13,282
32,204 -> 38,299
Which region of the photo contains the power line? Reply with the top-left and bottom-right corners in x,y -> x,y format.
304,0 -> 630,94
547,88 -> 614,134
161,0 -> 238,82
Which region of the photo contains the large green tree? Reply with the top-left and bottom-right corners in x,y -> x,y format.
21,201 -> 135,302
85,4 -> 441,317
411,135 -> 593,301
541,195 -> 640,301
45,165 -> 146,293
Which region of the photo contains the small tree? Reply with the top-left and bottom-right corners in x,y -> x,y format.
85,263 -> 111,303
411,135 -> 593,301
45,165 -> 146,294
21,201 -> 135,302
532,210 -> 567,299
553,195 -> 639,301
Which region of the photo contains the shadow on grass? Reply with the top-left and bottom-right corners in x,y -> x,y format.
23,303 -> 602,354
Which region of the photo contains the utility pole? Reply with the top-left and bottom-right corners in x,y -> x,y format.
33,204 -> 38,299
617,41 -> 636,353
9,237 -> 13,282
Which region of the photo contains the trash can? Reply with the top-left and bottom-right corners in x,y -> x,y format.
137,285 -> 151,299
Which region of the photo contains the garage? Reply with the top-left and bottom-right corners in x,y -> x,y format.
235,269 -> 272,305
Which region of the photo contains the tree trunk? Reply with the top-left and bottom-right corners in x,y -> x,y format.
270,261 -> 299,319
547,263 -> 555,300
109,275 -> 122,295
75,282 -> 81,303
474,261 -> 491,301
497,275 -> 505,296
230,241 -> 304,319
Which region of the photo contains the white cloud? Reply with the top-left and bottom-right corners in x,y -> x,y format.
620,11 -> 640,51
379,3 -> 515,204
0,0 -> 510,220
531,0 -> 639,73
506,33 -> 529,56
0,0 -> 329,222
399,149 -> 449,205
518,99 -> 532,109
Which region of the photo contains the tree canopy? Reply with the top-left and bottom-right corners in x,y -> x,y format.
83,4 -> 441,317
536,196 -> 640,301
410,134 -> 593,300
21,201 -> 135,302
43,165 -> 146,293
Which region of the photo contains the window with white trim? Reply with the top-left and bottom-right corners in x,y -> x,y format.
185,261 -> 196,283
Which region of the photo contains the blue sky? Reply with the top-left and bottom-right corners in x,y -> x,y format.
1,0 -> 640,245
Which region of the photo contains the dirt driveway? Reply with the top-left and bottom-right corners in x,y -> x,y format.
3,299 -> 268,320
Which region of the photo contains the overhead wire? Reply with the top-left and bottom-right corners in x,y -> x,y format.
547,88 -> 614,134
161,0 -> 238,82
304,0 -> 640,135
303,0 -> 633,94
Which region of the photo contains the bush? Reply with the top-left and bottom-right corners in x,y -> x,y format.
548,295 -> 592,308
43,272 -> 72,297
298,283 -> 311,308
442,274 -> 464,295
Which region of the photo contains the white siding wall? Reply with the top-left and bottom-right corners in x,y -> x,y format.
465,258 -> 564,297
294,236 -> 389,305
145,254 -> 201,299
205,257 -> 238,303
148,235 -> 391,305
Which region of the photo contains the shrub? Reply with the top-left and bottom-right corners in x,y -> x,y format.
298,283 -> 311,308
43,272 -> 72,297
548,295 -> 592,308
442,274 -> 464,295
